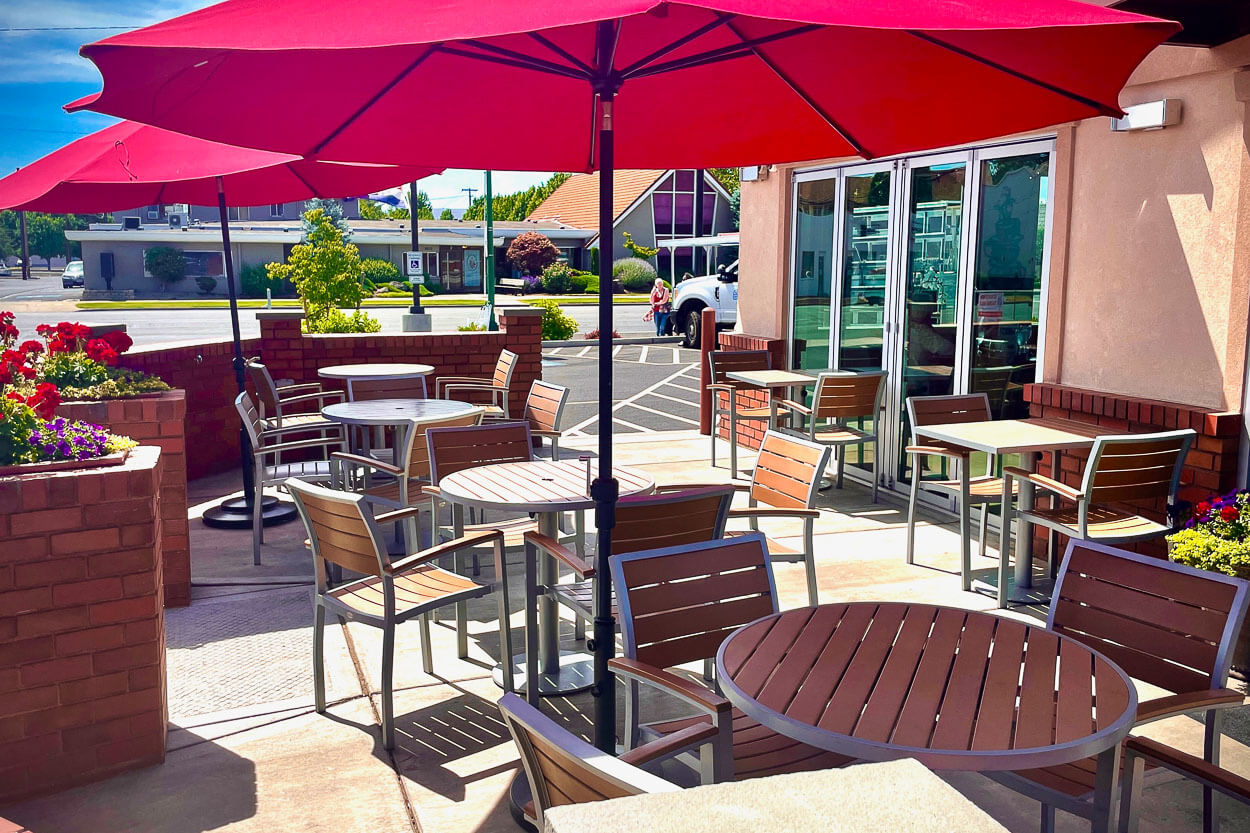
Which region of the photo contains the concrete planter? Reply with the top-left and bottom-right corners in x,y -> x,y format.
0,446 -> 168,803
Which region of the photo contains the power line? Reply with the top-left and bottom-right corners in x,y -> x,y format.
1,126 -> 96,137
0,25 -> 141,32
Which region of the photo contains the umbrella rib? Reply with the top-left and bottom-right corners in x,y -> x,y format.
907,31 -> 1118,117
309,47 -> 440,156
617,12 -> 734,77
527,32 -> 594,75
458,40 -> 591,80
286,165 -> 319,199
626,47 -> 753,80
724,21 -> 871,159
622,23 -> 822,80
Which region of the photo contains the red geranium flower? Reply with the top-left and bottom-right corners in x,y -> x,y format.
26,383 -> 61,421
85,339 -> 119,366
35,323 -> 55,338
1220,506 -> 1239,522
1196,501 -> 1211,516
100,330 -> 133,354
18,340 -> 42,355
5,391 -> 24,403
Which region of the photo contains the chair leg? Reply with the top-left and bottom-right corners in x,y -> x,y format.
551,436 -> 560,462
252,476 -> 263,567
1120,748 -> 1146,833
381,622 -> 396,750
623,679 -> 641,750
959,468 -> 972,592
906,469 -> 919,566
836,446 -> 845,489
871,444 -> 879,503
979,505 -> 989,558
452,504 -> 469,650
728,403 -> 739,479
1040,804 -> 1055,833
710,408 -> 718,468
524,539 -> 541,706
998,476 -> 1013,609
495,538 -> 515,693
1047,529 -> 1058,579
804,518 -> 818,606
312,601 -> 326,713
1204,709 -> 1223,833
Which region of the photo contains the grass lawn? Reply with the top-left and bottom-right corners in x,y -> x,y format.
76,295 -> 650,311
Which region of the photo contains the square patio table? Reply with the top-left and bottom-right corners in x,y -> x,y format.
723,368 -> 819,432
913,416 -> 1100,606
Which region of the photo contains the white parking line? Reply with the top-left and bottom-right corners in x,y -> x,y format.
620,402 -> 699,425
565,361 -> 699,436
649,390 -> 699,407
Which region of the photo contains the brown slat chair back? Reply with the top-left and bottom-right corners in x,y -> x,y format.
287,478 -> 385,586
1048,540 -> 1250,695
494,349 -> 519,388
498,693 -> 675,825
611,486 -> 735,557
708,350 -> 771,386
350,377 -> 427,401
234,391 -> 265,447
245,358 -> 280,415
425,421 -> 533,484
1082,430 -> 1195,507
612,534 -> 778,672
810,370 -> 887,421
906,393 -> 992,429
524,380 -> 569,434
401,411 -> 483,480
749,431 -> 830,510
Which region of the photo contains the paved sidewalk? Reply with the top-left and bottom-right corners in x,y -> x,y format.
3,431 -> 1248,833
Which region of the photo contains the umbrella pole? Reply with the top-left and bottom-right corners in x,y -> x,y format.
203,177 -> 296,530
591,81 -> 619,754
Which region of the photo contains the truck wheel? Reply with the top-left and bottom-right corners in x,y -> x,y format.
682,307 -> 702,348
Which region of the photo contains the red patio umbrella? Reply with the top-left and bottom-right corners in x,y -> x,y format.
67,0 -> 1179,751
0,120 -> 440,528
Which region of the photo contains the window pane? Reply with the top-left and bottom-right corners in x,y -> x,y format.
701,193 -> 716,235
675,170 -> 695,191
653,193 -> 674,236
838,171 -> 890,372
791,178 -> 835,370
674,193 -> 694,236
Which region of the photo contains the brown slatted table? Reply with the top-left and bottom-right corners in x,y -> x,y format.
717,603 -> 1137,833
438,460 -> 654,695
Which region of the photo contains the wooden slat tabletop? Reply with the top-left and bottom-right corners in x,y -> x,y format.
321,398 -> 479,427
716,603 -> 1137,772
437,460 -> 654,512
317,362 -> 434,380
915,417 -> 1102,456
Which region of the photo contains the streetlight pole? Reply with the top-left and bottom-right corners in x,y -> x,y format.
408,181 -> 423,316
485,170 -> 497,331
18,210 -> 29,281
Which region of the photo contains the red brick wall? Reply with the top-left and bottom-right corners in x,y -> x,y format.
712,333 -> 787,451
0,446 -> 167,803
56,392 -> 190,609
1024,382 -> 1242,559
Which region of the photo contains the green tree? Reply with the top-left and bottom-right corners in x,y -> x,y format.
144,246 -> 187,284
463,173 -> 571,221
268,208 -> 376,332
301,198 -> 351,241
708,168 -> 739,194
27,214 -> 67,265
0,211 -> 17,261
728,187 -> 740,230
438,208 -> 454,220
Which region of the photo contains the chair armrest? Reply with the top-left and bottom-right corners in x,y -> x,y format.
608,657 -> 730,715
423,485 -> 441,498
618,721 -> 720,767
779,399 -> 812,416
258,436 -> 343,455
259,422 -> 342,440
373,506 -> 425,526
658,481 -> 750,492
524,531 -> 594,577
728,506 -> 819,520
1125,737 -> 1250,802
437,375 -> 487,386
1002,467 -> 1084,501
531,429 -> 563,439
1135,689 -> 1244,725
277,390 -> 343,408
706,383 -> 735,393
906,444 -> 970,460
331,451 -> 403,477
442,382 -> 506,394
386,529 -> 503,574
276,382 -> 323,395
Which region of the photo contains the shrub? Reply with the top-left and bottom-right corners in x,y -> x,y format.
568,273 -> 589,294
361,257 -> 402,286
144,247 -> 186,285
267,208 -> 372,333
585,274 -> 600,294
304,308 -> 381,334
195,275 -> 218,294
532,299 -> 577,341
458,322 -> 486,332
613,257 -> 657,292
506,231 -> 560,276
240,263 -> 288,298
541,262 -> 575,294
622,231 -> 659,259
589,247 -> 600,275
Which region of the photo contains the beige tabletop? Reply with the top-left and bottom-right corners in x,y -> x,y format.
542,758 -> 1012,833
915,416 -> 1100,456
724,369 -> 818,389
317,362 -> 434,380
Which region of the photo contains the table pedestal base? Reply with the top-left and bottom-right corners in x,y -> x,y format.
508,771 -> 537,832
492,651 -> 595,696
971,570 -> 1056,607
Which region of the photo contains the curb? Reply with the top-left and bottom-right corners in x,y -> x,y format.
542,336 -> 683,348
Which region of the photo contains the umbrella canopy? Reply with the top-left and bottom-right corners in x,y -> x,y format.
0,120 -> 439,212
67,0 -> 1178,754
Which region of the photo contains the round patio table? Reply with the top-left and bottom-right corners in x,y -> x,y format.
437,459 -> 654,696
717,602 -> 1137,832
318,362 -> 434,400
321,398 -> 480,468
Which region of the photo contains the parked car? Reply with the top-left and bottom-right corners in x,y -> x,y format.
61,261 -> 85,288
0,263 -> 11,277
672,259 -> 738,348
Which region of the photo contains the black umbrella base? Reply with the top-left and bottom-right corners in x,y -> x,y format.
508,772 -> 537,832
202,495 -> 298,529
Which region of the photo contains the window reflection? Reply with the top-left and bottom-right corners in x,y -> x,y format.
791,178 -> 835,369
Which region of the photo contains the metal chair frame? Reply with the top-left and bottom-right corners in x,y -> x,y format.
782,370 -> 887,502
437,348 -> 518,418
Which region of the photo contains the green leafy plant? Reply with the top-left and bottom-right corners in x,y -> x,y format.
568,272 -> 590,294
304,308 -> 382,334
613,257 -> 657,292
1168,489 -> 1250,577
266,208 -> 379,333
622,231 -> 659,260
506,231 -> 560,277
541,262 -> 576,294
585,273 -> 600,294
361,257 -> 402,286
195,275 -> 218,294
144,247 -> 187,285
589,247 -> 600,275
301,198 -> 352,241
240,262 -> 289,298
458,321 -> 487,332
0,394 -> 41,465
532,298 -> 577,341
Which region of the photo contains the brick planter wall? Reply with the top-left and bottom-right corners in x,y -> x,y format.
1024,383 -> 1242,560
56,391 -> 190,609
0,446 -> 167,803
710,333 -> 787,450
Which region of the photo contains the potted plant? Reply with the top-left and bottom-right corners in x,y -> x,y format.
1167,489 -> 1250,676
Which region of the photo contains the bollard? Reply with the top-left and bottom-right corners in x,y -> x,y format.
698,306 -> 717,435
265,288 -> 272,308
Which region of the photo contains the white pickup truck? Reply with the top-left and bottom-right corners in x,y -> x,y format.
672,259 -> 738,348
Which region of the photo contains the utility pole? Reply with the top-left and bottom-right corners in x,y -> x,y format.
485,171 -> 497,331
461,186 -> 478,212
18,210 -> 29,281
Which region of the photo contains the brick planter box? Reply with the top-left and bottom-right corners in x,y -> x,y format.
0,446 -> 167,804
56,390 -> 189,608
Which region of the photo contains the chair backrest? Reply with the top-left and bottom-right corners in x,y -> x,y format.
906,393 -> 992,432
425,421 -> 533,484
234,391 -> 265,448
749,431 -> 830,510
612,534 -> 778,671
494,349 -> 519,389
397,410 -> 484,479
810,370 -> 887,422
349,376 -> 428,402
1049,540 -> 1250,695
286,478 -> 385,588
244,358 -> 280,416
498,693 -> 677,825
1081,429 -> 1195,508
524,380 -> 569,434
611,486 -> 736,557
708,350 -> 771,386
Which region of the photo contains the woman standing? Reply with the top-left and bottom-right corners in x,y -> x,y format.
649,278 -> 672,337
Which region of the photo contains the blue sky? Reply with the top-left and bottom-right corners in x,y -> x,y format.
0,1 -> 552,210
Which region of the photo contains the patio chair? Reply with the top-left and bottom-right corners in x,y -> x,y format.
780,370 -> 887,502
608,535 -> 852,783
500,692 -> 712,829
707,349 -> 789,479
1001,429 -> 1195,580
346,374 -> 429,401
436,348 -> 518,418
502,379 -> 571,460
287,478 -> 516,751
1121,736 -> 1250,833
522,485 -> 736,702
904,393 -> 1016,593
990,539 -> 1249,833
244,358 -> 343,431
722,430 -> 830,606
235,391 -> 345,566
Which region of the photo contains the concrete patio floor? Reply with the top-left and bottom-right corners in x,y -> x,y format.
4,430 -> 1249,833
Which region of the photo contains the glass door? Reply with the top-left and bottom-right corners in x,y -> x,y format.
790,177 -> 836,370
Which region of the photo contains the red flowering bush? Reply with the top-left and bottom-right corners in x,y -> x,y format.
1168,489 -> 1250,577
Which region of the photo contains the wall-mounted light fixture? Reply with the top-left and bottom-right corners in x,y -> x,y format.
1110,99 -> 1182,132
741,165 -> 770,182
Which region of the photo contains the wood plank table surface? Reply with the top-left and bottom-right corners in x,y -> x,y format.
717,602 -> 1137,833
914,417 -> 1102,605
438,460 -> 654,696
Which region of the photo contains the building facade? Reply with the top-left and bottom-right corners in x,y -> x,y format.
113,197 -> 363,225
